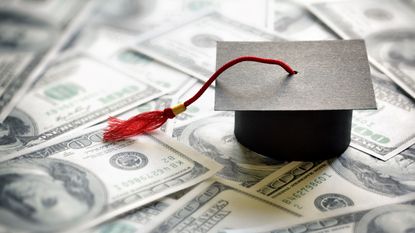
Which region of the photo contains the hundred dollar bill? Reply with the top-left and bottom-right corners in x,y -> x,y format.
91,0 -> 268,34
75,26 -> 194,94
0,0 -> 93,121
93,0 -> 212,34
75,26 -> 138,60
350,72 -> 415,160
87,198 -> 173,233
144,178 -> 300,233
134,12 -> 284,82
87,187 -> 194,233
0,53 -> 165,162
309,0 -> 415,100
0,126 -> 222,233
224,193 -> 415,233
266,0 -> 337,40
251,145 -> 415,216
172,113 -> 287,188
0,1 -> 89,24
90,0 -> 185,33
107,48 -> 194,94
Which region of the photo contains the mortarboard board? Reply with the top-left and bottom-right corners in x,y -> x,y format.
103,40 -> 376,161
215,40 -> 376,160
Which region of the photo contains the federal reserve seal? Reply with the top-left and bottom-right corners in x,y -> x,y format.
314,193 -> 354,212
110,152 -> 148,170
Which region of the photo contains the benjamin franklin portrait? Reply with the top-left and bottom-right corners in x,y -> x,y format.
355,204 -> 415,233
0,10 -> 55,52
331,146 -> 415,196
177,115 -> 286,187
367,29 -> 415,78
0,158 -> 106,232
0,109 -> 36,153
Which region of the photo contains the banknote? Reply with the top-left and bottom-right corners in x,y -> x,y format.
90,0 -> 269,34
266,0 -> 337,40
0,126 -> 221,233
145,178 -> 300,233
0,0 -> 93,121
0,53 -> 165,162
87,198 -> 173,233
350,72 -> 415,160
134,12 -> 284,82
74,26 -> 195,94
309,0 -> 415,100
88,186 -> 194,233
90,0 -> 186,33
172,113 -> 287,188
0,1 -> 90,25
224,193 -> 415,233
74,26 -> 138,59
107,48 -> 194,94
251,145 -> 415,216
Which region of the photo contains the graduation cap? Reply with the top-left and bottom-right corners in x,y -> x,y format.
104,40 -> 376,161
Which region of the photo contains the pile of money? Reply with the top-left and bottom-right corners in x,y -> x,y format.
0,0 -> 414,232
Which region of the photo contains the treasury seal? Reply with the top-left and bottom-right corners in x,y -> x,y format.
314,193 -> 354,212
110,152 -> 148,170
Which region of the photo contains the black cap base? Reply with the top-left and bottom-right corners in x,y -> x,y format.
234,110 -> 352,161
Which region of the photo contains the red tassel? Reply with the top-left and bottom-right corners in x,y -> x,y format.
103,108 -> 175,141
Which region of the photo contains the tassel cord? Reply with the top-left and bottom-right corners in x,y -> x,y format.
184,56 -> 297,107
